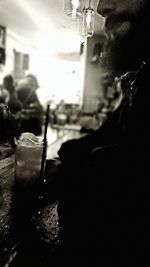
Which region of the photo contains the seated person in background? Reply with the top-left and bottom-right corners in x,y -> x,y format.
0,104 -> 20,146
0,84 -> 9,104
2,74 -> 22,113
16,74 -> 43,136
17,74 -> 41,106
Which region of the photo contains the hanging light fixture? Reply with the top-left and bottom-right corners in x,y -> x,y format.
63,0 -> 84,19
63,0 -> 95,37
82,0 -> 95,37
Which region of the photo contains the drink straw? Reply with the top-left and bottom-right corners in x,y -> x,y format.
40,104 -> 50,182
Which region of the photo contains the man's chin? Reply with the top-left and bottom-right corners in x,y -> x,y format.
106,21 -> 131,40
102,36 -> 143,75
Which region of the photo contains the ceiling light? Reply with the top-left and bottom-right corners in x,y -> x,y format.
82,0 -> 94,37
63,0 -> 95,37
63,0 -> 84,19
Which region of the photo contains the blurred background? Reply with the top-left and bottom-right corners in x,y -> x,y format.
0,0 -> 121,158
0,3 -> 123,267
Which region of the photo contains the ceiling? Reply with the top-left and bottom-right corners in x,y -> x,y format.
0,0 -> 104,57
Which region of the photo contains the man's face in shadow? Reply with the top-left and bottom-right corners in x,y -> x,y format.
97,0 -> 150,74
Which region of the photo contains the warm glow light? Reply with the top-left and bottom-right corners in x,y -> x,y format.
86,11 -> 92,27
72,0 -> 80,9
63,0 -> 83,19
72,0 -> 80,18
63,0 -> 95,37
34,59 -> 84,106
82,7 -> 95,37
29,30 -> 85,107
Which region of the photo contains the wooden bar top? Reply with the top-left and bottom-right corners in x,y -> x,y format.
0,154 -> 15,219
0,154 -> 16,266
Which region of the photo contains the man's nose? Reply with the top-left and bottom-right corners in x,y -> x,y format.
97,0 -> 116,17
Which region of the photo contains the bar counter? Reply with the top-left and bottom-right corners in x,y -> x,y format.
0,153 -> 59,267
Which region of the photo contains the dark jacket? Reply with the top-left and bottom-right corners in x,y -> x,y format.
57,62 -> 150,266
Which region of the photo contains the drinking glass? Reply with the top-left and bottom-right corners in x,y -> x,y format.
15,139 -> 45,186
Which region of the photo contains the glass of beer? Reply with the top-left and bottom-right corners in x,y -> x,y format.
15,132 -> 45,187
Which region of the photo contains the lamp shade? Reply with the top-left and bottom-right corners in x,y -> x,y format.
82,7 -> 95,37
63,0 -> 85,19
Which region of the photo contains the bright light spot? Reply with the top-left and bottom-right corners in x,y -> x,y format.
71,0 -> 80,18
32,57 -> 84,107
34,31 -> 83,55
86,12 -> 92,27
72,0 -> 80,9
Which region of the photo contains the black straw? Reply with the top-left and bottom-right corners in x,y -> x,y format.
40,104 -> 50,182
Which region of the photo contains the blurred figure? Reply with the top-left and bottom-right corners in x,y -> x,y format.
2,74 -> 22,114
16,74 -> 43,136
0,84 -> 9,104
17,74 -> 40,106
0,104 -> 19,146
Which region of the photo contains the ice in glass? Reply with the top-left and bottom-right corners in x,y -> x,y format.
15,132 -> 45,185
